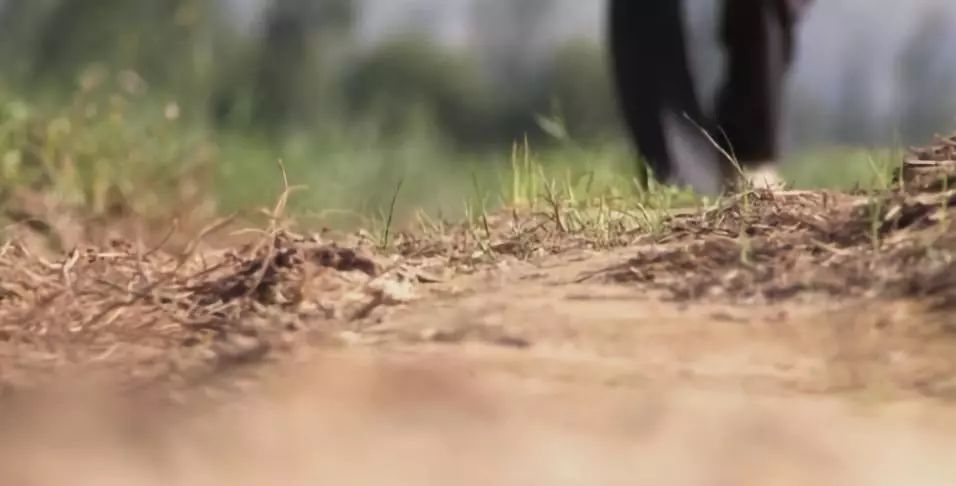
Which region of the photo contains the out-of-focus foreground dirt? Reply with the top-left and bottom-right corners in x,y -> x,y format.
4,351 -> 956,486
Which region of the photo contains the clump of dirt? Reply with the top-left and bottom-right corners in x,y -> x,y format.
0,230 -> 416,398
900,133 -> 956,192
596,137 -> 956,305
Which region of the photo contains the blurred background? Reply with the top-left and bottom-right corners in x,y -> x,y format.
1,0 -> 955,230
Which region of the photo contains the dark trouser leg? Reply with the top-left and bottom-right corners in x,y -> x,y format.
714,0 -> 810,171
609,0 -> 723,194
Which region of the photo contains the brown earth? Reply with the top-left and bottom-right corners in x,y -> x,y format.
3,136 -> 956,485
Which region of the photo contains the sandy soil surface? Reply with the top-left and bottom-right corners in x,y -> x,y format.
3,139 -> 956,485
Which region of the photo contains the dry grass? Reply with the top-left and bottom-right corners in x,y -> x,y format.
0,166 -> 422,400
1,137 -> 956,486
1,134 -> 956,428
591,187 -> 956,304
0,227 -> 406,397
390,135 -> 956,309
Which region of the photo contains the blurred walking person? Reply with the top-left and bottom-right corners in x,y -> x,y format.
609,0 -> 813,195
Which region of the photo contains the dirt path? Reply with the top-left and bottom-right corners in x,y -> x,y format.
5,148 -> 956,484
352,246 -> 956,401
2,256 -> 956,486
6,283 -> 956,486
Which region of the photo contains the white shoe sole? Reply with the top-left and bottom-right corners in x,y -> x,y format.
741,164 -> 785,191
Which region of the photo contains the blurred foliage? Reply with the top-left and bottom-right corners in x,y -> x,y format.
0,0 -> 223,104
0,0 -> 934,228
898,9 -> 956,143
342,35 -> 495,146
0,68 -> 216,220
0,0 -> 620,149
0,0 -> 634,224
540,40 -> 621,142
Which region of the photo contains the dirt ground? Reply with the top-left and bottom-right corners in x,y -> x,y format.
4,138 -> 956,484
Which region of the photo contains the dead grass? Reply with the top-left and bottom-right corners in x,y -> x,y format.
3,134 -> 956,402
0,228 -> 406,397
0,165 -> 419,400
588,188 -> 956,305
558,135 -> 956,307
2,136 -> 956,486
390,135 -> 956,310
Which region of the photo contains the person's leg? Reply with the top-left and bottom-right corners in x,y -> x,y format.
714,0 -> 812,185
608,0 -> 724,195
